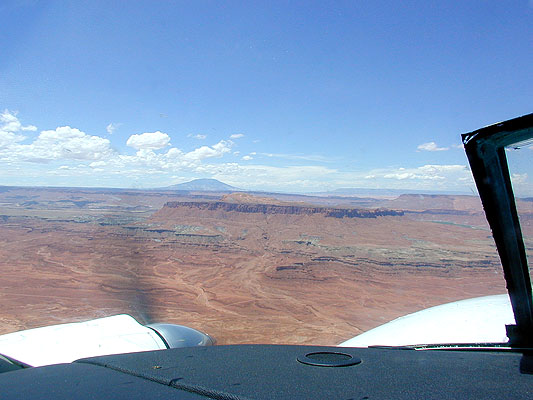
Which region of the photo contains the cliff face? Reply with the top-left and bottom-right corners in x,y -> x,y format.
163,201 -> 403,218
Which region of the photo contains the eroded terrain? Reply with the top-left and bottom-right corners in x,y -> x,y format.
1,187 -> 529,345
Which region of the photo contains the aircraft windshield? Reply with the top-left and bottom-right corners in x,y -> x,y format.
1,2 -> 532,349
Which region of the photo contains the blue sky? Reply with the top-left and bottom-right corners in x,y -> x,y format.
1,1 -> 531,193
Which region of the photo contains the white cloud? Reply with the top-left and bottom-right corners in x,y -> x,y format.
37,126 -> 113,160
1,126 -> 114,162
188,133 -> 207,140
367,164 -> 469,185
383,172 -> 420,180
89,161 -> 107,168
0,130 -> 25,148
230,133 -> 244,139
418,164 -> 467,173
126,131 -> 170,150
182,140 -> 232,162
106,123 -> 121,135
1,110 -> 37,133
0,112 -> 484,193
0,110 -> 35,148
260,152 -> 331,162
240,152 -> 256,161
204,164 -> 337,191
511,173 -> 528,184
417,142 -> 449,152
109,140 -> 233,173
510,173 -> 533,196
165,147 -> 183,158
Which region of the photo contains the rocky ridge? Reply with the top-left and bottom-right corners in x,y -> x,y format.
163,201 -> 403,218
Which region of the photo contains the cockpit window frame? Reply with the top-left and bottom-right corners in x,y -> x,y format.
462,113 -> 533,346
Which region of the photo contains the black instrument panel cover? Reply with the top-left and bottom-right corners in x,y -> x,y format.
0,345 -> 532,399
80,345 -> 533,399
0,361 -> 205,399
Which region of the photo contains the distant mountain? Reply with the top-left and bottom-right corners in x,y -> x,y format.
161,179 -> 241,192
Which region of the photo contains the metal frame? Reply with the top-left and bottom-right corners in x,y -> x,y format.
462,113 -> 533,346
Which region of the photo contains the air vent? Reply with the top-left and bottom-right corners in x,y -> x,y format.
297,351 -> 361,367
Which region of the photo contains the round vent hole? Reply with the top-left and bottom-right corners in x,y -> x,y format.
297,351 -> 361,367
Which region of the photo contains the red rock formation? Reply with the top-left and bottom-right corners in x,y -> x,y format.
163,201 -> 403,219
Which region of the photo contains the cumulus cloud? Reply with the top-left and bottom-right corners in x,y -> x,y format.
165,147 -> 183,158
417,142 -> 449,152
0,110 -> 35,148
106,123 -> 121,135
418,164 -> 466,173
0,122 -> 114,163
230,133 -> 244,139
22,126 -> 114,161
126,131 -> 170,150
0,112 -> 483,192
1,110 -> 37,133
510,173 -> 532,195
89,161 -> 107,168
261,152 -> 331,162
203,164 -> 337,191
182,140 -> 232,162
0,113 -> 239,187
113,140 -> 233,173
21,124 -> 37,131
0,130 -> 25,148
367,164 -> 469,183
383,172 -> 422,180
511,173 -> 528,184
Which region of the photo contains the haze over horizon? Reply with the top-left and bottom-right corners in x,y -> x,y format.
0,177 -> 476,197
1,1 -> 531,194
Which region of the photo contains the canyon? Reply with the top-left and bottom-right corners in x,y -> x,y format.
1,186 -> 530,345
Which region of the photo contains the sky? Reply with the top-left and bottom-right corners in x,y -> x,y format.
0,1 -> 532,194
